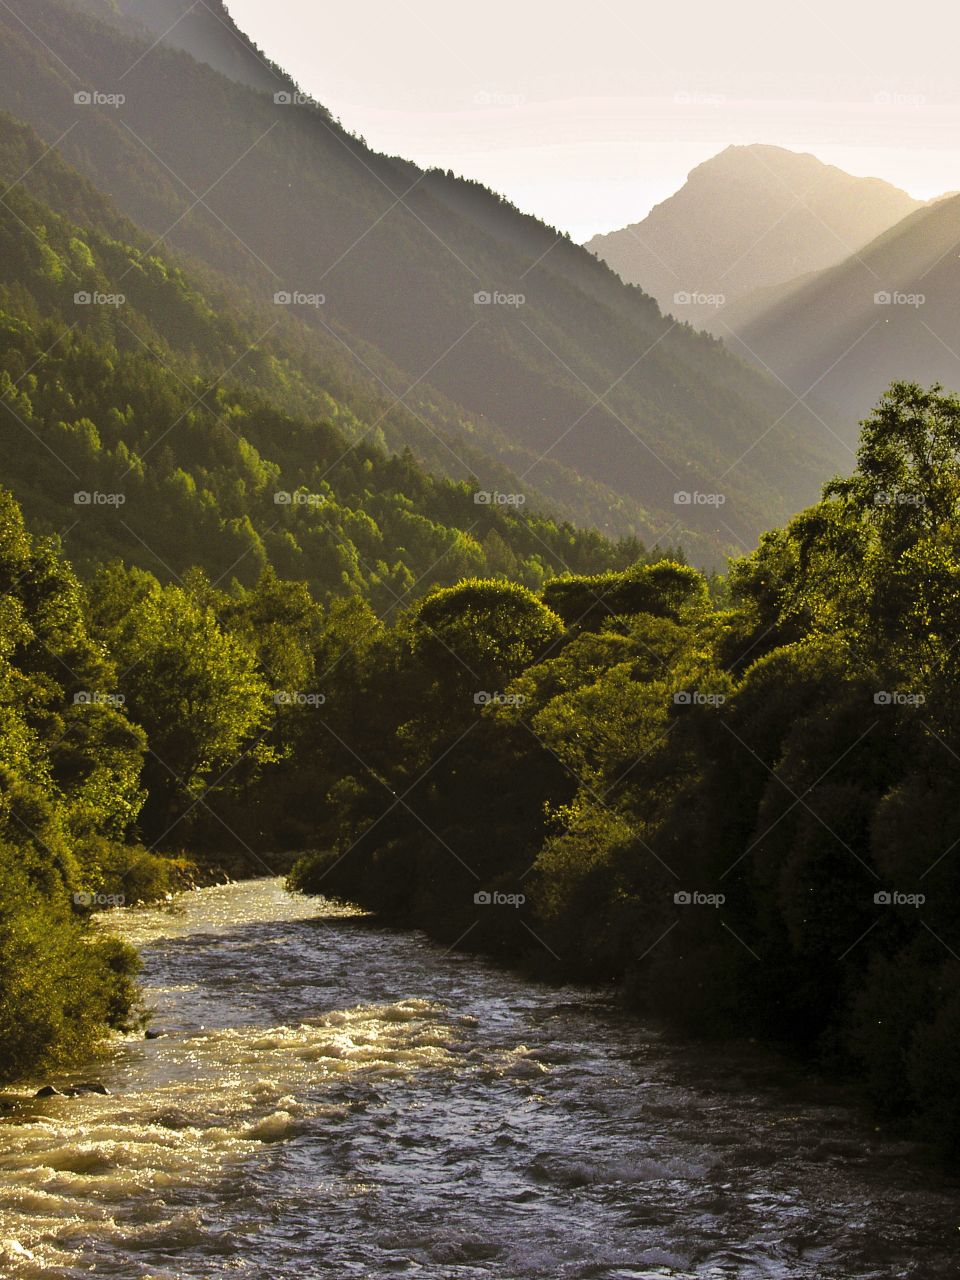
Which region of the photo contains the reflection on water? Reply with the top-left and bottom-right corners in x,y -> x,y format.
0,878 -> 956,1278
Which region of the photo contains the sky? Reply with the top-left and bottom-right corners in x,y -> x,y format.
225,0 -> 960,242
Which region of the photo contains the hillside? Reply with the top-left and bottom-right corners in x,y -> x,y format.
718,195 -> 960,424
69,0 -> 289,93
586,145 -> 920,324
0,115 -> 645,609
0,0 -> 849,562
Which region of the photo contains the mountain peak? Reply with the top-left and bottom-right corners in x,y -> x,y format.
587,145 -> 920,320
0,1 -> 851,562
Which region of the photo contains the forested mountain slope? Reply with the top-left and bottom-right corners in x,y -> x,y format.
0,0 -> 848,560
0,115 -> 644,609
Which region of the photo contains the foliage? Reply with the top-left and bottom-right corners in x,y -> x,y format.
0,848 -> 140,1083
291,383 -> 960,1157
0,141 -> 641,611
0,500 -> 146,1079
1,265 -> 958,1170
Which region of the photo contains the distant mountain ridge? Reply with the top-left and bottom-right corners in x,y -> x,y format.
68,0 -> 286,93
586,145 -> 921,323
715,192 -> 960,423
0,1 -> 851,562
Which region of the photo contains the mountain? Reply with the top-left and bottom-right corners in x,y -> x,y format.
0,0 -> 851,564
717,194 -> 960,424
69,0 -> 286,93
586,145 -> 921,324
0,112 -> 648,607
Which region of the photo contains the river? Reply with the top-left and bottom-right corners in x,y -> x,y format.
0,878 -> 956,1278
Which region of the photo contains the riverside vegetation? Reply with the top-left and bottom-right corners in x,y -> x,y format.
3,370 -> 960,1156
0,118 -> 644,1084
0,4 -> 953,1153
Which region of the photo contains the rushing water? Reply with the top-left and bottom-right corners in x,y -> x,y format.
0,879 -> 956,1278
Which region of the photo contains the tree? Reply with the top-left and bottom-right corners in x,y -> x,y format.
412,578 -> 565,694
95,574 -> 272,841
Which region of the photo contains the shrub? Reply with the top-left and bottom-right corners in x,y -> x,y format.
0,850 -> 140,1082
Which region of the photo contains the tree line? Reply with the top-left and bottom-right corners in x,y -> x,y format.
3,381 -> 959,1163
292,382 -> 960,1156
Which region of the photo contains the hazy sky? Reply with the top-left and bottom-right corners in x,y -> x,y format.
226,0 -> 960,241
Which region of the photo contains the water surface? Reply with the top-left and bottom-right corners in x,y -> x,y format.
0,878 -> 955,1277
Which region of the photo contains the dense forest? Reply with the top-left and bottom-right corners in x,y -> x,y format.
0,115 -> 643,605
3,376 -> 959,1160
291,381 -> 960,1156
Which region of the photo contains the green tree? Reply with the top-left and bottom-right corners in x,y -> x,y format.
94,571 -> 272,841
